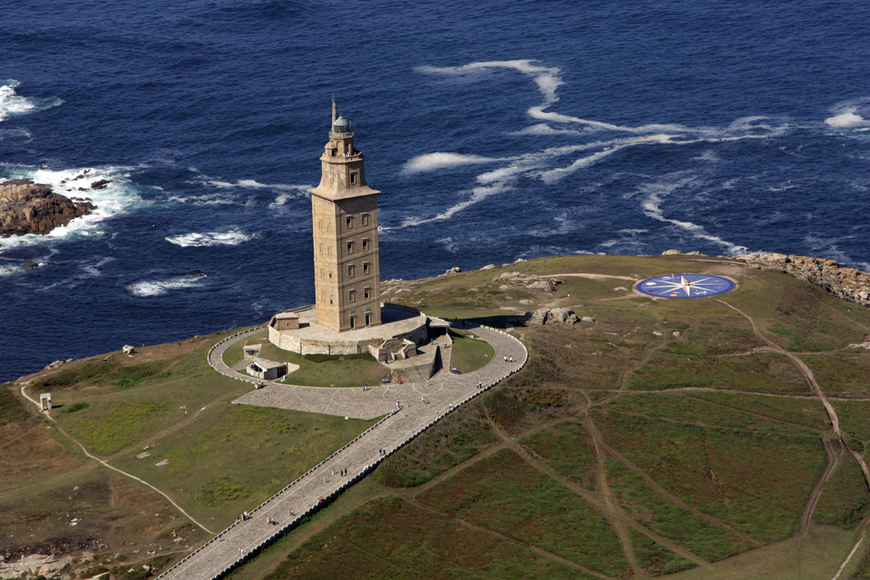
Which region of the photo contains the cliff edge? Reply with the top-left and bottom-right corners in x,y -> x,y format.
736,252 -> 870,307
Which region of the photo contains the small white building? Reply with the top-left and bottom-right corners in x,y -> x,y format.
245,358 -> 289,381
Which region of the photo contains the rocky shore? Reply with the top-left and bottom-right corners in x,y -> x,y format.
735,253 -> 870,307
0,179 -> 97,237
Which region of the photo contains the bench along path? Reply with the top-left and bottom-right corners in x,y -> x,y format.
157,323 -> 527,580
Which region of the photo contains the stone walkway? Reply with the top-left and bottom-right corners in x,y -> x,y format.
156,322 -> 527,580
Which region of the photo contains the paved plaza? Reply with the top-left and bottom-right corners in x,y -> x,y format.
157,322 -> 527,580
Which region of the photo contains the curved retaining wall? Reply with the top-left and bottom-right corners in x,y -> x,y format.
157,319 -> 527,580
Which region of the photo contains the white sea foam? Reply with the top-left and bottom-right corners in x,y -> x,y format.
0,128 -> 33,141
639,174 -> 749,255
0,80 -> 63,122
166,230 -> 253,247
400,183 -> 511,228
406,60 -> 795,227
0,165 -> 144,252
825,111 -> 869,128
401,152 -> 500,175
824,98 -> 870,129
127,275 -> 206,297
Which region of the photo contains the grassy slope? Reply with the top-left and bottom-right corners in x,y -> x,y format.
252,254 -> 870,580
1,329 -> 376,569
7,254 -> 870,580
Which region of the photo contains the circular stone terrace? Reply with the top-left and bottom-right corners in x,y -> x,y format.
158,321 -> 526,580
269,304 -> 430,356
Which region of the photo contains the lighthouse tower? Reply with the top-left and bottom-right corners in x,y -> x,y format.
308,102 -> 382,332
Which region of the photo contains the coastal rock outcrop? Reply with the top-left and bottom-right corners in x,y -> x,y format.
0,179 -> 96,237
736,253 -> 870,307
494,271 -> 563,292
529,307 -> 578,325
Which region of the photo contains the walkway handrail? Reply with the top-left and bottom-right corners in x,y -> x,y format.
157,317 -> 527,580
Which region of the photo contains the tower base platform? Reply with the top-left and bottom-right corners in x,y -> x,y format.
268,304 -> 430,357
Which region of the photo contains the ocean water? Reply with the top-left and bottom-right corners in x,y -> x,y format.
1,0 -> 868,382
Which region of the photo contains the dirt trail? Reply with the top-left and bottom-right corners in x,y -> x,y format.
483,406 -> 708,576
585,419 -> 652,579
714,298 -> 870,579
800,439 -> 841,535
714,299 -> 870,487
714,299 -> 841,436
405,497 -> 613,579
592,436 -> 762,548
20,384 -> 215,534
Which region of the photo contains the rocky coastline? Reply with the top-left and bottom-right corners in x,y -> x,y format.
734,252 -> 870,307
0,178 -> 98,237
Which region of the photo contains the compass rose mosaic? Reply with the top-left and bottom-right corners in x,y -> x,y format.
636,274 -> 735,299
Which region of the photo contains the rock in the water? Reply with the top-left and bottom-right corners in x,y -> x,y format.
90,179 -> 113,190
22,262 -> 38,268
0,179 -> 95,237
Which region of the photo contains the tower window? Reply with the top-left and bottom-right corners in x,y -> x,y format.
346,216 -> 353,229
350,316 -> 356,329
362,238 -> 369,251
363,262 -> 370,275
347,241 -> 354,255
349,290 -> 356,303
350,172 -> 358,185
362,213 -> 369,226
364,287 -> 371,299
348,264 -> 355,278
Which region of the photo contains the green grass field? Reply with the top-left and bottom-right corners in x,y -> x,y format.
418,449 -> 630,577
448,328 -> 496,373
9,253 -> 870,580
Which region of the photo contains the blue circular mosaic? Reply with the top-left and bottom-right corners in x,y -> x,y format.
636,274 -> 735,298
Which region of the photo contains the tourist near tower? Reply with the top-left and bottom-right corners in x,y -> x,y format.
308,101 -> 382,332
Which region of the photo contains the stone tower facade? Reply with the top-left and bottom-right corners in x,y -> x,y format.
308,102 -> 382,332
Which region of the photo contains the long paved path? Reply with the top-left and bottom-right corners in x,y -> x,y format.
157,322 -> 526,580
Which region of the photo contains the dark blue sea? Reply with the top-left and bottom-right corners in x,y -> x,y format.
2,0 -> 869,382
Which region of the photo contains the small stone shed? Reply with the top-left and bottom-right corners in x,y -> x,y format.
245,358 -> 289,380
270,311 -> 300,331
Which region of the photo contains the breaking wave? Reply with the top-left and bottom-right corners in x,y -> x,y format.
166,230 -> 254,247
127,275 -> 206,297
0,80 -> 63,122
0,166 -> 144,252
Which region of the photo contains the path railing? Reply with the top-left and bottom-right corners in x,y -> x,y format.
157,318 -> 527,580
